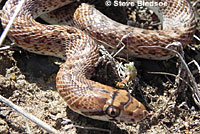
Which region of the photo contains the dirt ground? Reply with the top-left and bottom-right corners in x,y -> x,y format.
0,0 -> 200,134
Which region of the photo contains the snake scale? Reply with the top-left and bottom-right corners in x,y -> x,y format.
1,0 -> 196,123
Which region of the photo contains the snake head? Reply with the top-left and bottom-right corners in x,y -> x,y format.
102,89 -> 148,123
58,78 -> 147,123
71,83 -> 148,123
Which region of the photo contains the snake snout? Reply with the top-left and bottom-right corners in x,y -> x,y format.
117,96 -> 148,123
102,89 -> 147,123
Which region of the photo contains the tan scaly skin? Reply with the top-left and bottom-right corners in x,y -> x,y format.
1,0 -> 196,123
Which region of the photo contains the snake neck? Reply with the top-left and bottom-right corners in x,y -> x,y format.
56,57 -> 147,123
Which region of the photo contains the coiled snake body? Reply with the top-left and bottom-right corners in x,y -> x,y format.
1,0 -> 196,123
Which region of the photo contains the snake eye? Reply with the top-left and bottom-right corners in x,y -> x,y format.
105,106 -> 120,118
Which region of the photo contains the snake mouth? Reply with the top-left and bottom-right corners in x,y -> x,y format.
81,109 -> 106,117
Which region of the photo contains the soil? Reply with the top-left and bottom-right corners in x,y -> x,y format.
0,0 -> 200,134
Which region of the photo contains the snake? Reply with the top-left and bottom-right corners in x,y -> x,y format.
1,0 -> 196,123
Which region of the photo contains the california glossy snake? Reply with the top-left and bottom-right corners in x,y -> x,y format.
1,0 -> 196,123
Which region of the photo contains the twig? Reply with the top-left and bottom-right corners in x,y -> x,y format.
25,120 -> 31,134
0,46 -> 11,51
148,72 -> 193,90
0,1 -> 59,133
193,35 -> 200,42
139,42 -> 200,108
0,95 -> 58,134
113,32 -> 132,57
188,60 -> 200,74
0,0 -> 25,47
192,0 -> 200,8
